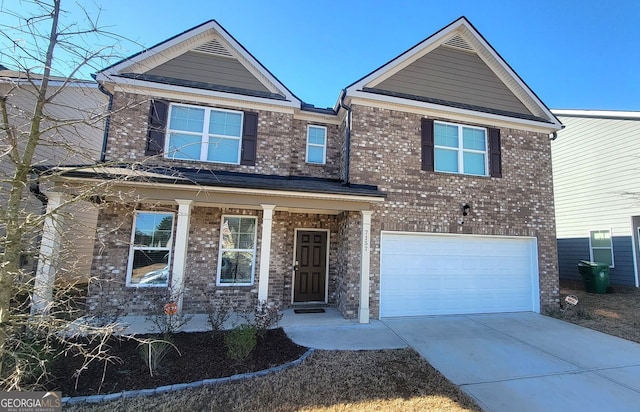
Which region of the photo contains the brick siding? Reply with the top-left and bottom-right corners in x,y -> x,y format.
86,203 -> 344,316
103,92 -> 341,180
348,104 -> 560,317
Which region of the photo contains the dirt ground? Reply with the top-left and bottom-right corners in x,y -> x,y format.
51,328 -> 306,396
548,279 -> 640,343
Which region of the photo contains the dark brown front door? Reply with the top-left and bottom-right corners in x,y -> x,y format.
294,231 -> 328,302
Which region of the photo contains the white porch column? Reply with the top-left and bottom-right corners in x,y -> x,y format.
257,204 -> 276,302
359,210 -> 373,323
31,192 -> 65,315
171,199 -> 193,311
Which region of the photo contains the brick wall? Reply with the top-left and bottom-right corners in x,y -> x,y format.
336,211 -> 362,318
181,207 -> 260,314
348,104 -> 560,317
104,92 -> 341,180
87,202 -> 179,315
87,202 -> 342,316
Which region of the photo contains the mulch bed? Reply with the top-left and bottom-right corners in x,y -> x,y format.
50,328 -> 307,397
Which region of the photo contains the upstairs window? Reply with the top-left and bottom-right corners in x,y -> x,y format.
166,103 -> 243,164
306,125 -> 327,164
434,121 -> 487,176
589,229 -> 614,267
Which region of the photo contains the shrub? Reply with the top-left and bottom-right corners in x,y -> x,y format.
138,337 -> 180,377
254,300 -> 282,336
225,324 -> 257,361
205,294 -> 232,336
145,288 -> 193,336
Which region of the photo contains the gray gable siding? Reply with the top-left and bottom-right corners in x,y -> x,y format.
375,45 -> 532,116
146,51 -> 270,93
557,236 -> 635,286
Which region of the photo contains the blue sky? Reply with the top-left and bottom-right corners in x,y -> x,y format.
2,0 -> 638,110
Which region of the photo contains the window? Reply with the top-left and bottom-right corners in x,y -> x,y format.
217,216 -> 257,286
166,103 -> 243,164
306,125 -> 327,164
589,229 -> 614,267
434,121 -> 487,176
127,212 -> 175,287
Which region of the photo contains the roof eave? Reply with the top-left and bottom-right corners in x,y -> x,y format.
95,75 -> 301,108
54,171 -> 387,202
552,109 -> 640,120
349,90 -> 563,131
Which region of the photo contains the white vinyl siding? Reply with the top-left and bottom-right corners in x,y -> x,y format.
552,115 -> 640,239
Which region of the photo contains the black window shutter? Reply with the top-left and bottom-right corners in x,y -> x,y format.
488,127 -> 502,178
421,118 -> 434,171
146,100 -> 169,156
240,111 -> 258,165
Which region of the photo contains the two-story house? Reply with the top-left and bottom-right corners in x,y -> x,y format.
37,17 -> 562,322
0,66 -> 107,289
551,110 -> 640,287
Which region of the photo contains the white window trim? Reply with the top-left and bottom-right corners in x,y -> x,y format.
589,229 -> 615,268
306,125 -> 327,164
217,215 -> 258,286
126,211 -> 175,288
165,102 -> 244,165
434,120 -> 488,176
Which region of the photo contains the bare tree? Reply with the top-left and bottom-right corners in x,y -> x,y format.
0,0 -> 139,390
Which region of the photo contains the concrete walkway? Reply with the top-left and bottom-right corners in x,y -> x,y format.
282,307 -> 407,350
383,313 -> 640,412
284,311 -> 640,411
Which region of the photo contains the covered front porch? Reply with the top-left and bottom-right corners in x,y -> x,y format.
34,167 -> 385,323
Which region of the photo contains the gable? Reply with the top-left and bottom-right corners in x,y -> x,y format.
146,50 -> 271,94
96,21 -> 300,106
375,44 -> 532,117
345,17 -> 562,130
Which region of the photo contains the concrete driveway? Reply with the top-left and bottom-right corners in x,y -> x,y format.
383,312 -> 640,412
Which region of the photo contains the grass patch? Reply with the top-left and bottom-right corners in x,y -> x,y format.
67,349 -> 480,411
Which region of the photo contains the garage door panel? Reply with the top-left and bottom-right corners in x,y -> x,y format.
380,233 -> 538,317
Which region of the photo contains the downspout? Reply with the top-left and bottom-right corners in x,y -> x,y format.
29,173 -> 48,209
339,89 -> 351,185
96,82 -> 113,162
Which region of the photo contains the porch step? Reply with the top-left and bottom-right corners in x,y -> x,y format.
294,308 -> 326,314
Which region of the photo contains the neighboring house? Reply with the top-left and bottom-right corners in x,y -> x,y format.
551,110 -> 640,287
0,67 -> 107,284
38,17 -> 562,322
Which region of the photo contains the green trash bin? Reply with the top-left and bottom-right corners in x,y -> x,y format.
577,260 -> 610,294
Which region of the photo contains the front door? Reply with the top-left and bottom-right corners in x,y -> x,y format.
294,230 -> 328,303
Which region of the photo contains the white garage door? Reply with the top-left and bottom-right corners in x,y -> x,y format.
380,233 -> 539,317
